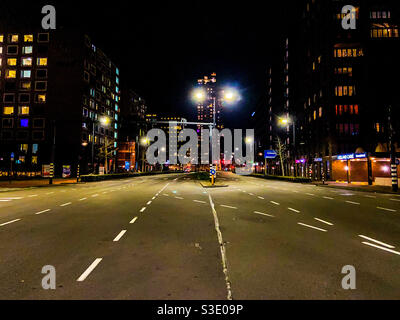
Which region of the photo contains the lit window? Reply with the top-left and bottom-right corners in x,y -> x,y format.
20,119 -> 29,128
20,82 -> 31,90
22,57 -> 32,66
19,106 -> 30,115
22,46 -> 32,54
21,70 -> 31,78
0,35 -> 3,42
0,47 -> 2,54
3,107 -> 14,115
6,70 -> 17,79
7,58 -> 17,66
24,34 -> 33,42
10,34 -> 19,43
37,94 -> 46,103
0,58 -> 2,66
37,58 -> 48,66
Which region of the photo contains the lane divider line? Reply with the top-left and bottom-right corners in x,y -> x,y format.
359,235 -> 395,249
130,217 -> 138,224
60,202 -> 72,207
113,230 -> 127,242
314,218 -> 334,226
220,205 -> 238,210
208,194 -> 233,301
0,219 -> 21,227
140,207 -> 147,213
77,258 -> 103,282
288,208 -> 301,214
254,211 -> 275,218
35,209 -> 51,215
298,222 -> 327,233
362,242 -> 400,256
377,207 -> 397,213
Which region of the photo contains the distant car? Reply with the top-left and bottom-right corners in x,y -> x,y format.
184,167 -> 191,173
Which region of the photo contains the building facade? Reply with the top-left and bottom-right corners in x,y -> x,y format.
0,29 -> 121,177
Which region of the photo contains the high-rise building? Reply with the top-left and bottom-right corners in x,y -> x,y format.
0,29 -> 121,176
263,0 -> 400,178
196,73 -> 224,130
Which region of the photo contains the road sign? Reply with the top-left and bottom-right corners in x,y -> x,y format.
11,152 -> 14,161
264,150 -> 277,159
210,169 -> 216,176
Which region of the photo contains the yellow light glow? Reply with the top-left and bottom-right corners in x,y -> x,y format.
193,88 -> 206,103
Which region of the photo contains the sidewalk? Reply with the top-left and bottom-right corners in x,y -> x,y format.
314,181 -> 400,194
0,178 -> 78,190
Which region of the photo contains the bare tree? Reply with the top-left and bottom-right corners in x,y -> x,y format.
275,137 -> 287,176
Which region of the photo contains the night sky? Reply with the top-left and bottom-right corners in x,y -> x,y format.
2,1 -> 292,128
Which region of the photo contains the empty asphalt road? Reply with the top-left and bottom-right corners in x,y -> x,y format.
0,172 -> 399,300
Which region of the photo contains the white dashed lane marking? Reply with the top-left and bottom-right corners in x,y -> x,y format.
113,230 -> 127,242
314,218 -> 334,226
358,235 -> 395,249
254,211 -> 275,218
77,258 -> 103,282
0,219 -> 21,227
298,223 -> 327,233
35,209 -> 51,215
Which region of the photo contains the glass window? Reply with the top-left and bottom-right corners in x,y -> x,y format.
20,82 -> 31,90
35,81 -> 47,91
22,46 -> 33,54
36,69 -> 47,78
36,94 -> 46,103
20,119 -> 29,128
19,106 -> 30,115
21,70 -> 31,78
38,33 -> 49,42
3,106 -> 14,115
5,70 -> 17,79
24,34 -> 33,42
0,35 -> 3,42
37,58 -> 48,66
7,58 -> 17,66
10,34 -> 19,43
22,57 -> 32,66
7,45 -> 17,54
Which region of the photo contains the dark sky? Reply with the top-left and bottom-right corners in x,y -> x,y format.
2,1 -> 291,128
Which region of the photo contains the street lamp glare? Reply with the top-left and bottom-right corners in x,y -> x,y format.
100,116 -> 110,126
192,88 -> 206,102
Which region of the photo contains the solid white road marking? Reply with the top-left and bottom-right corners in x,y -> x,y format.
377,207 -> 397,212
0,197 -> 23,200
362,242 -> 400,256
0,200 -> 11,202
0,219 -> 21,227
298,223 -> 327,233
254,211 -> 275,218
130,217 -> 138,224
60,202 -> 72,207
314,218 -> 334,226
359,235 -> 395,249
113,230 -> 127,242
208,194 -> 233,300
288,208 -> 301,213
35,209 -> 51,215
346,201 -> 360,205
220,205 -> 238,209
77,258 -> 103,282
140,207 -> 146,213
270,201 -> 280,206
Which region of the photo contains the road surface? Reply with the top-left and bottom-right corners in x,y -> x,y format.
0,172 -> 399,299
